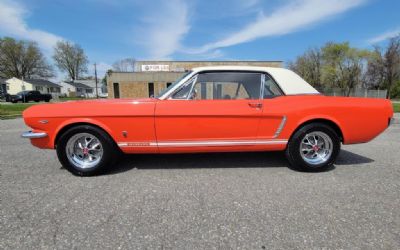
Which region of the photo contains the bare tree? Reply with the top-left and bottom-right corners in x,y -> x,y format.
0,37 -> 53,79
366,36 -> 400,98
112,58 -> 136,72
53,40 -> 88,80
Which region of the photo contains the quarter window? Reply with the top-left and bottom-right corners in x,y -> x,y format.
263,75 -> 283,98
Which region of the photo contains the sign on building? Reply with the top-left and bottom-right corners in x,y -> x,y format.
141,65 -> 170,72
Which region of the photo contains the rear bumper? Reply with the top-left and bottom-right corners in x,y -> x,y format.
21,131 -> 48,139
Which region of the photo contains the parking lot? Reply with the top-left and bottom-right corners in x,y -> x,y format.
1,118 -> 399,249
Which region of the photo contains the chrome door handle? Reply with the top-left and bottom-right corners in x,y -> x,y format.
248,102 -> 262,108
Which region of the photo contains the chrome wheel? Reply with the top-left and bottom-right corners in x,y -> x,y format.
65,133 -> 103,169
300,131 -> 333,165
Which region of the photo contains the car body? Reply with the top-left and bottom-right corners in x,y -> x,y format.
22,66 -> 394,175
9,90 -> 52,103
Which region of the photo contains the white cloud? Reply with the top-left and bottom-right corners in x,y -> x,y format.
189,0 -> 366,54
135,0 -> 190,59
367,27 -> 400,44
0,0 -> 63,52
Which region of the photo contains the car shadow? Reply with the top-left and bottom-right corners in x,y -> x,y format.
101,149 -> 374,175
335,149 -> 374,165
107,151 -> 289,175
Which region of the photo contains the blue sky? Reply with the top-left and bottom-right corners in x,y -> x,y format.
0,0 -> 399,79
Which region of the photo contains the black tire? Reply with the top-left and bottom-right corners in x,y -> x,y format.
56,125 -> 120,176
285,123 -> 341,172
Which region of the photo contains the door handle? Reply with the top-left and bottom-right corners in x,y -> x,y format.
248,102 -> 262,108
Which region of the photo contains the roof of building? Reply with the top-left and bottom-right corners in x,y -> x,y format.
24,79 -> 61,88
64,81 -> 92,89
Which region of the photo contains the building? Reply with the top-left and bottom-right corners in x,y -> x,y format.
5,77 -> 62,96
0,78 -> 7,98
78,79 -> 107,97
60,81 -> 94,97
107,61 -> 283,98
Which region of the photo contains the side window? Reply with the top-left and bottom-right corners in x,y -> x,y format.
263,75 -> 283,98
192,72 -> 262,100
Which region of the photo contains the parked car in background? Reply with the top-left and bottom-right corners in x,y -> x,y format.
9,91 -> 52,103
21,66 -> 394,176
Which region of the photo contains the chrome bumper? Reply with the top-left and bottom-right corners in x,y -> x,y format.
21,131 -> 47,139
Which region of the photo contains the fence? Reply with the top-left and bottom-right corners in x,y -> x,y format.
318,88 -> 387,98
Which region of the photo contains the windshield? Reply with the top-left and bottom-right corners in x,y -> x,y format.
156,71 -> 192,98
17,91 -> 29,95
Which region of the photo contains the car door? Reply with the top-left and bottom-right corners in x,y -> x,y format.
258,74 -> 287,139
154,71 -> 264,153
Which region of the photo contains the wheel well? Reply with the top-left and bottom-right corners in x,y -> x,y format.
54,122 -> 114,148
293,119 -> 344,142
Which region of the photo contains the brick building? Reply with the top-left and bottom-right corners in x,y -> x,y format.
107,61 -> 283,98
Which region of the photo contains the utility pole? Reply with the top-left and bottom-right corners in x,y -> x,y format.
94,63 -> 99,98
21,76 -> 26,103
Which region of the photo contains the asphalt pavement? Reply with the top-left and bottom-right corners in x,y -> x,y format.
1,117 -> 399,249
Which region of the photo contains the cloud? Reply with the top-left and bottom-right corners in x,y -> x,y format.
135,0 -> 190,59
0,0 -> 64,52
189,0 -> 366,54
367,27 -> 400,44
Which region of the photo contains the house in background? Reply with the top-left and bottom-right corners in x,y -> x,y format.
77,79 -> 107,97
60,81 -> 94,97
5,78 -> 62,96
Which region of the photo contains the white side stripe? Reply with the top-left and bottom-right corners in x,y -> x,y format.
118,139 -> 288,148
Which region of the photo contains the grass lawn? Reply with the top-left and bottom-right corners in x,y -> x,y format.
0,103 -> 37,119
393,103 -> 400,113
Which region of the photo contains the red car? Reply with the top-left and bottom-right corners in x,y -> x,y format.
22,66 -> 394,176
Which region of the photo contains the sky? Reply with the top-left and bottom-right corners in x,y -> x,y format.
0,0 -> 399,80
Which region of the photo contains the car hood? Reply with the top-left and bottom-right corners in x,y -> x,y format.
23,98 -> 157,118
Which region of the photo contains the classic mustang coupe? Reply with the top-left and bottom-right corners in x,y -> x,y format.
22,66 -> 394,176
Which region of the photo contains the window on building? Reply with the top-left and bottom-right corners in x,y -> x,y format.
148,82 -> 154,97
35,86 -> 43,91
76,88 -> 82,92
6,85 -> 10,90
166,82 -> 172,88
113,83 -> 120,98
86,88 -> 93,93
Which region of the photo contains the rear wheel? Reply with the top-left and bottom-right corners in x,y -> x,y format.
285,123 -> 340,172
56,125 -> 119,176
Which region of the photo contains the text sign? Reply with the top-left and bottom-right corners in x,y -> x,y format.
141,65 -> 170,72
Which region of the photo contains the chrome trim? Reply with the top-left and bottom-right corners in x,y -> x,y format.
273,116 -> 287,138
21,131 -> 48,139
118,139 -> 288,148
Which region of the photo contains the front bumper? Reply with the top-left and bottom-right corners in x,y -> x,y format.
21,131 -> 48,139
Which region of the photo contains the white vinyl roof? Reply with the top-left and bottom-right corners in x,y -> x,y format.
191,66 -> 319,95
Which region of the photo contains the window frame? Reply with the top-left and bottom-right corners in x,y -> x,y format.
168,70 -> 267,101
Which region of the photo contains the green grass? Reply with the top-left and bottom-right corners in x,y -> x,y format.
393,103 -> 400,113
59,97 -> 95,101
0,103 -> 37,119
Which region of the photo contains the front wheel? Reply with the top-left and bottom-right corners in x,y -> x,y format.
285,123 -> 341,172
56,125 -> 120,176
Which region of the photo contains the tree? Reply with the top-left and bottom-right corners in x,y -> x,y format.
365,36 -> 400,98
112,58 -> 136,72
53,40 -> 88,80
321,42 -> 370,96
0,37 -> 53,79
288,47 -> 322,89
